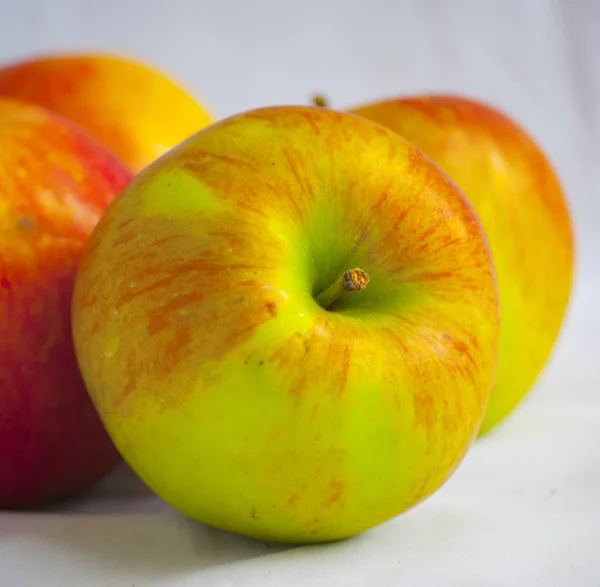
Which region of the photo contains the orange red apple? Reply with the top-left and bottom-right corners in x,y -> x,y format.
0,53 -> 212,172
0,98 -> 132,509
350,95 -> 574,434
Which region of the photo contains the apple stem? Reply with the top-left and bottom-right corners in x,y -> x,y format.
314,268 -> 370,310
312,94 -> 330,108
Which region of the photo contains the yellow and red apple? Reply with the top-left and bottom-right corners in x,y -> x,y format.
72,106 -> 500,543
350,95 -> 574,435
0,53 -> 212,172
0,98 -> 132,509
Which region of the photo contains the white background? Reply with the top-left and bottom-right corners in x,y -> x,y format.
1,1 -> 599,585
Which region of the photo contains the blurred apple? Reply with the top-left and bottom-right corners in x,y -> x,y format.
0,53 -> 212,172
350,95 -> 574,434
72,106 -> 499,543
0,98 -> 132,509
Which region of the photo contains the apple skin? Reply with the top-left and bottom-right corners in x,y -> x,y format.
350,96 -> 574,435
0,98 -> 132,509
72,105 -> 499,543
0,53 -> 212,173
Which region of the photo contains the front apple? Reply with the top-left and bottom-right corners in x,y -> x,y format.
72,106 -> 499,543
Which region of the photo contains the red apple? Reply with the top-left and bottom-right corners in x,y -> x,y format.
0,98 -> 132,509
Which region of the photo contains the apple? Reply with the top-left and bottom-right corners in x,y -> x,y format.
0,98 -> 132,509
348,95 -> 574,435
72,105 -> 500,543
0,52 -> 212,173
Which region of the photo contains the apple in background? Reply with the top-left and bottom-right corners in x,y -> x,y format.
72,105 -> 499,543
0,53 -> 212,173
348,96 -> 574,435
0,98 -> 132,509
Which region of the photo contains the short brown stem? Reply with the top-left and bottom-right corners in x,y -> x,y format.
314,268 -> 370,310
312,94 -> 330,108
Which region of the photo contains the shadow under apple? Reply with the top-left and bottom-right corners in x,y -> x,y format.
0,463 -> 293,581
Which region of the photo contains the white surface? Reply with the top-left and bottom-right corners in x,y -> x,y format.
1,1 -> 599,585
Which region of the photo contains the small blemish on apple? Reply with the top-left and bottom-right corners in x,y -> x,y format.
1,277 -> 11,290
17,216 -> 35,231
